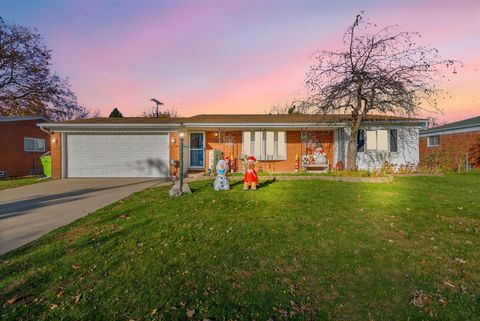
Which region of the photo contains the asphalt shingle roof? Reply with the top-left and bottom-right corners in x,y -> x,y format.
48,114 -> 425,125
421,115 -> 480,135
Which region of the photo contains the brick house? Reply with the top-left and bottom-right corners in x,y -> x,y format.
0,116 -> 50,177
38,114 -> 426,179
420,116 -> 480,169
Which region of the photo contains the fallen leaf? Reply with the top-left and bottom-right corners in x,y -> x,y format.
186,309 -> 195,318
438,296 -> 447,305
6,297 -> 21,305
50,303 -> 58,310
151,308 -> 158,316
56,289 -> 65,298
74,294 -> 81,304
410,290 -> 431,307
454,258 -> 467,264
72,264 -> 80,270
444,281 -> 456,288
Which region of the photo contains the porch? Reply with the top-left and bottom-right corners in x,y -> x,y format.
169,128 -> 339,175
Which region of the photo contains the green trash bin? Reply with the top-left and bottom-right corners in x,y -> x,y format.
40,154 -> 52,177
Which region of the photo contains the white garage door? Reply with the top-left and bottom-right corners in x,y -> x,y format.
67,134 -> 169,178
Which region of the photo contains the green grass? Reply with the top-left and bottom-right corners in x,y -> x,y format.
0,177 -> 47,190
1,173 -> 479,320
228,169 -> 388,177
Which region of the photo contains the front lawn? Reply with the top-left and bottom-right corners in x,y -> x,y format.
0,176 -> 47,190
1,173 -> 479,320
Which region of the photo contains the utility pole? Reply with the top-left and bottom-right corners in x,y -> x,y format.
150,98 -> 163,118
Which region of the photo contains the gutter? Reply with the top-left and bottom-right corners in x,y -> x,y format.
38,123 -> 53,138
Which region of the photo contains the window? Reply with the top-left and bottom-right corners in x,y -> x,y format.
376,130 -> 388,151
243,131 -> 286,160
357,130 -> 365,152
390,129 -> 398,152
366,130 -> 377,150
427,135 -> 440,147
24,138 -> 45,152
364,130 -> 389,152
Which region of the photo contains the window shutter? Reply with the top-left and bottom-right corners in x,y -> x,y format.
254,131 -> 262,159
377,130 -> 388,151
277,131 -> 286,159
390,129 -> 398,152
243,131 -> 251,155
366,130 -> 377,150
266,131 -> 274,158
357,130 -> 365,152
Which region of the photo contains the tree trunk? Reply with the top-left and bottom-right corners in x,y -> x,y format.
346,121 -> 360,170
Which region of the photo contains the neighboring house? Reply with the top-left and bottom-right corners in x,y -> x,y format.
0,116 -> 50,177
420,115 -> 480,169
38,114 -> 427,179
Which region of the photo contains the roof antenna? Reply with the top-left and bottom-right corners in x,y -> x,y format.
150,98 -> 164,118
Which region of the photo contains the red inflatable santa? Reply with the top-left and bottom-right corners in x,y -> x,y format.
244,156 -> 259,190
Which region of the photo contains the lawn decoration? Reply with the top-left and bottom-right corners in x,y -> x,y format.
214,159 -> 230,191
239,153 -> 248,175
243,156 -> 259,190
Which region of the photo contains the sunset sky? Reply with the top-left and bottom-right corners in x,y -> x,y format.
2,0 -> 479,122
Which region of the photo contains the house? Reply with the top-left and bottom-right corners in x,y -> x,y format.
420,115 -> 480,169
38,114 -> 427,179
0,116 -> 50,177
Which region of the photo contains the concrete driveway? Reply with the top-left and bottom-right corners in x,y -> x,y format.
0,178 -> 167,255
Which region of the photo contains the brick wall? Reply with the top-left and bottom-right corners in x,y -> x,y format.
169,132 -> 180,176
185,130 -> 335,173
51,132 -> 62,179
0,120 -> 50,177
420,130 -> 480,168
261,131 -> 334,172
205,131 -> 243,172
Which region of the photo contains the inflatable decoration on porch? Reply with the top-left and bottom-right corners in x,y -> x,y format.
214,159 -> 230,191
243,156 -> 259,190
313,145 -> 327,165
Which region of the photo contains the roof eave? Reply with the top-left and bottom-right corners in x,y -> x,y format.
420,123 -> 480,135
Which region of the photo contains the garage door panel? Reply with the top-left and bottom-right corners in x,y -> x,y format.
67,134 -> 169,178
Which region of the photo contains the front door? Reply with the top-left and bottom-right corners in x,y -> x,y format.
189,132 -> 205,168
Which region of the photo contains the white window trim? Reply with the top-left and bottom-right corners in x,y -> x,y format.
24,137 -> 46,152
364,129 -> 397,152
242,130 -> 286,161
427,135 -> 440,147
188,131 -> 205,168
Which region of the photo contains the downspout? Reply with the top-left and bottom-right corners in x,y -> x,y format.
38,124 -> 53,138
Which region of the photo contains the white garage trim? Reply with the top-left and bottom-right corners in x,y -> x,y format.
66,133 -> 170,178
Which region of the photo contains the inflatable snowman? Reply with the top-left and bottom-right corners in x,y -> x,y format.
214,159 -> 230,191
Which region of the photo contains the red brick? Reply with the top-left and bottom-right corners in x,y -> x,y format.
0,120 -> 50,177
420,131 -> 480,168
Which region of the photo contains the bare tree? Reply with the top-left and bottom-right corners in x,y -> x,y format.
0,17 -> 95,120
304,13 -> 460,170
141,106 -> 181,118
268,102 -> 302,115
